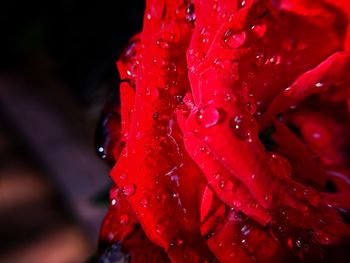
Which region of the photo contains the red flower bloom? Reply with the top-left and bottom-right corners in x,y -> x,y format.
99,0 -> 350,262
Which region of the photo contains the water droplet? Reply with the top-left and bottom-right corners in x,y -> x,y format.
199,27 -> 211,46
196,106 -> 221,128
156,38 -> 170,49
153,112 -> 159,120
214,172 -> 222,181
220,180 -> 234,191
204,232 -> 215,240
97,146 -> 106,159
153,57 -> 168,68
251,23 -> 267,37
255,52 -> 265,66
122,184 -> 136,197
166,62 -> 177,72
111,199 -> 117,206
139,197 -> 150,208
225,93 -> 234,101
199,145 -> 207,152
267,152 -> 292,179
233,200 -> 242,208
120,173 -> 128,180
223,29 -> 246,49
264,194 -> 273,203
186,3 -> 196,22
120,214 -> 130,225
229,115 -> 252,140
295,238 -> 302,248
174,96 -> 183,105
95,109 -> 121,162
153,58 -> 176,72
237,0 -> 246,8
227,208 -> 244,221
315,82 -> 324,88
156,224 -> 165,236
177,238 -> 184,246
241,225 -> 251,236
146,13 -> 152,20
266,55 -> 281,65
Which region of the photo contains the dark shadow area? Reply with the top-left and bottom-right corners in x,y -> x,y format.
0,0 -> 144,262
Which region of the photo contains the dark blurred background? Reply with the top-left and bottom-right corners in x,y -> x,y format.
0,0 -> 144,262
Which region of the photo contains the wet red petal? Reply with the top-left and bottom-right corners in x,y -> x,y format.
99,0 -> 350,261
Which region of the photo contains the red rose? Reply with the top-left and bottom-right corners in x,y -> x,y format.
98,0 -> 350,262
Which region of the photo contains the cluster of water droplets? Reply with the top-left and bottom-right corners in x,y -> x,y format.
139,196 -> 150,208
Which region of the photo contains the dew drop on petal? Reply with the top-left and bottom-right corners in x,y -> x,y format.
120,173 -> 128,180
238,0 -> 246,8
186,3 -> 196,22
295,238 -> 303,248
267,55 -> 281,65
241,225 -> 251,236
251,23 -> 267,37
139,197 -> 150,208
223,29 -> 246,49
227,208 -> 244,222
214,172 -> 222,181
229,115 -> 252,140
196,106 -> 221,128
199,145 -> 207,152
264,193 -> 273,203
153,112 -> 159,120
220,180 -> 234,191
255,52 -> 265,66
156,38 -> 170,49
315,82 -> 324,88
122,184 -> 136,197
155,224 -> 166,236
